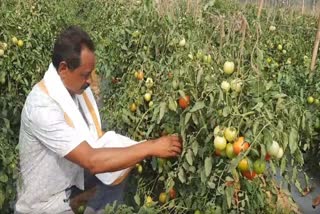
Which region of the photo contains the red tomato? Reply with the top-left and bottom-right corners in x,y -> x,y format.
178,95 -> 190,109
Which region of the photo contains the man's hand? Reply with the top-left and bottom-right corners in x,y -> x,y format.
149,135 -> 183,158
65,135 -> 182,175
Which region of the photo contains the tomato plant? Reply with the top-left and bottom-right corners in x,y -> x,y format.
2,0 -> 320,213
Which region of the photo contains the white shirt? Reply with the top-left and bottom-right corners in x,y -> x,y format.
15,84 -> 85,214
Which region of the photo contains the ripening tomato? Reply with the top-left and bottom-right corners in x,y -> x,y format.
238,157 -> 250,172
136,71 -> 144,80
178,95 -> 190,109
265,153 -> 271,161
130,103 -> 137,112
233,137 -> 249,155
215,149 -> 226,157
159,192 -> 167,204
146,196 -> 153,207
242,171 -> 256,180
169,188 -> 176,199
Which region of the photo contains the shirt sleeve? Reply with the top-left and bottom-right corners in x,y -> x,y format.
29,104 -> 85,157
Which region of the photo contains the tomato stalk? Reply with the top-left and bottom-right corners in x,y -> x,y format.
134,107 -> 153,134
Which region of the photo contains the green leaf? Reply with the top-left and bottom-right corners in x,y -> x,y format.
301,114 -> 306,131
186,149 -> 193,166
192,141 -> 199,156
190,101 -> 205,113
269,161 -> 276,175
192,113 -> 199,126
151,105 -> 160,121
280,157 -> 287,174
0,190 -> 4,209
295,149 -> 304,165
292,166 -> 297,183
289,127 -> 298,154
134,193 -> 141,206
222,106 -> 231,117
207,181 -> 216,189
197,68 -> 203,85
178,168 -> 186,183
282,133 -> 289,151
263,129 -> 273,146
168,97 -> 177,112
178,90 -> 186,98
185,113 -> 192,126
253,120 -> 259,136
226,186 -> 234,208
146,124 -> 155,137
157,102 -> 167,124
121,113 -> 131,125
200,169 -> 206,183
204,157 -> 212,177
295,180 -> 303,193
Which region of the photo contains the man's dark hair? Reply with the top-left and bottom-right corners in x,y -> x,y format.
52,26 -> 95,70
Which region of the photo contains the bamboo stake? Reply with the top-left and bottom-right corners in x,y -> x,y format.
257,0 -> 264,19
310,13 -> 320,72
301,0 -> 305,15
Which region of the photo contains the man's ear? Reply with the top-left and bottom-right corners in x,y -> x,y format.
58,61 -> 68,78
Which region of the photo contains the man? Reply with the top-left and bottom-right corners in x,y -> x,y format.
15,26 -> 182,214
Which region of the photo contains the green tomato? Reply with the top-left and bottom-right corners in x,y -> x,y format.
307,96 -> 314,104
12,36 -> 18,44
214,136 -> 227,150
224,127 -> 237,142
148,101 -> 154,108
253,159 -> 266,174
226,143 -> 236,159
276,147 -> 284,159
223,61 -> 235,74
179,38 -> 186,47
221,81 -> 230,92
145,77 -> 154,88
269,25 -> 276,31
144,93 -> 152,102
146,196 -> 153,207
267,141 -> 280,157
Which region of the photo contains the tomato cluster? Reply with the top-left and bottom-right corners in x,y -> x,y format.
213,126 -> 284,180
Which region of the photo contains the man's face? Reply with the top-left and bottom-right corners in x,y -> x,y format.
58,47 -> 96,95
